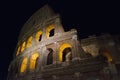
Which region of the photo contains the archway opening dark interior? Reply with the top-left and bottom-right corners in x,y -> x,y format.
35,57 -> 39,69
47,48 -> 53,65
49,29 -> 54,37
98,49 -> 112,63
62,47 -> 72,62
39,35 -> 42,41
96,54 -> 108,63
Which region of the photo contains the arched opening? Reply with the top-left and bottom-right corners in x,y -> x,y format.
20,57 -> 28,73
46,24 -> 55,38
21,42 -> 26,52
39,35 -> 42,41
35,57 -> 39,69
16,46 -> 20,56
62,47 -> 72,62
99,48 -> 113,62
30,52 -> 39,70
35,30 -> 42,42
47,48 -> 53,65
49,28 -> 54,37
59,43 -> 72,62
103,51 -> 113,62
26,36 -> 32,48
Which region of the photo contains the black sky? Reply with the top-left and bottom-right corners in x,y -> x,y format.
0,0 -> 119,80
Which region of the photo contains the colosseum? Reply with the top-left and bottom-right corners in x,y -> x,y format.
7,5 -> 120,80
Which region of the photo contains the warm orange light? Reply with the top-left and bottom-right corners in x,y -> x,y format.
30,53 -> 39,70
46,24 -> 54,38
21,42 -> 26,52
16,46 -> 20,56
35,30 -> 42,42
59,43 -> 72,62
26,36 -> 32,48
20,57 -> 28,73
104,52 -> 113,62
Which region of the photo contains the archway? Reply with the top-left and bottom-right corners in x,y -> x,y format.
26,36 -> 32,48
103,51 -> 112,62
62,47 -> 72,62
59,43 -> 72,62
21,41 -> 26,52
47,48 -> 53,65
46,24 -> 55,38
20,57 -> 28,73
99,48 -> 113,62
35,30 -> 42,42
30,52 -> 39,70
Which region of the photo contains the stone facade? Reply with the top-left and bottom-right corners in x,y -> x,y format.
7,5 -> 120,80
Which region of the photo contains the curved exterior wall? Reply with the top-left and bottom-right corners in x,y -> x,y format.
7,5 -> 120,80
7,5 -> 87,80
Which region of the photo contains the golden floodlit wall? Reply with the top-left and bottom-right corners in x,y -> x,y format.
30,52 -> 39,70
16,46 -> 20,56
26,36 -> 33,48
46,24 -> 54,38
59,43 -> 72,62
21,42 -> 26,52
20,57 -> 28,73
35,30 -> 42,42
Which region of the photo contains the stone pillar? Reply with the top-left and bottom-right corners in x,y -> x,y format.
53,42 -> 58,64
72,34 -> 83,61
36,49 -> 42,72
27,54 -> 31,73
41,46 -> 47,66
54,42 -> 61,64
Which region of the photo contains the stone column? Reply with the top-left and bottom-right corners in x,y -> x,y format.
72,35 -> 81,61
41,46 -> 47,67
53,42 -> 58,64
54,42 -> 61,66
27,54 -> 31,73
36,49 -> 42,72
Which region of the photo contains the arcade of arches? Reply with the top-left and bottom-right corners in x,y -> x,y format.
16,25 -> 55,56
19,43 -> 73,73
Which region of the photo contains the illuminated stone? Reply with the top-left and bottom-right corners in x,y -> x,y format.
7,5 -> 120,80
35,30 -> 42,42
20,57 -> 28,73
30,53 -> 39,70
26,36 -> 32,48
16,46 -> 20,56
21,42 -> 26,52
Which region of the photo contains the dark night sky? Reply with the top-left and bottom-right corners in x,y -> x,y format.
0,0 -> 119,80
